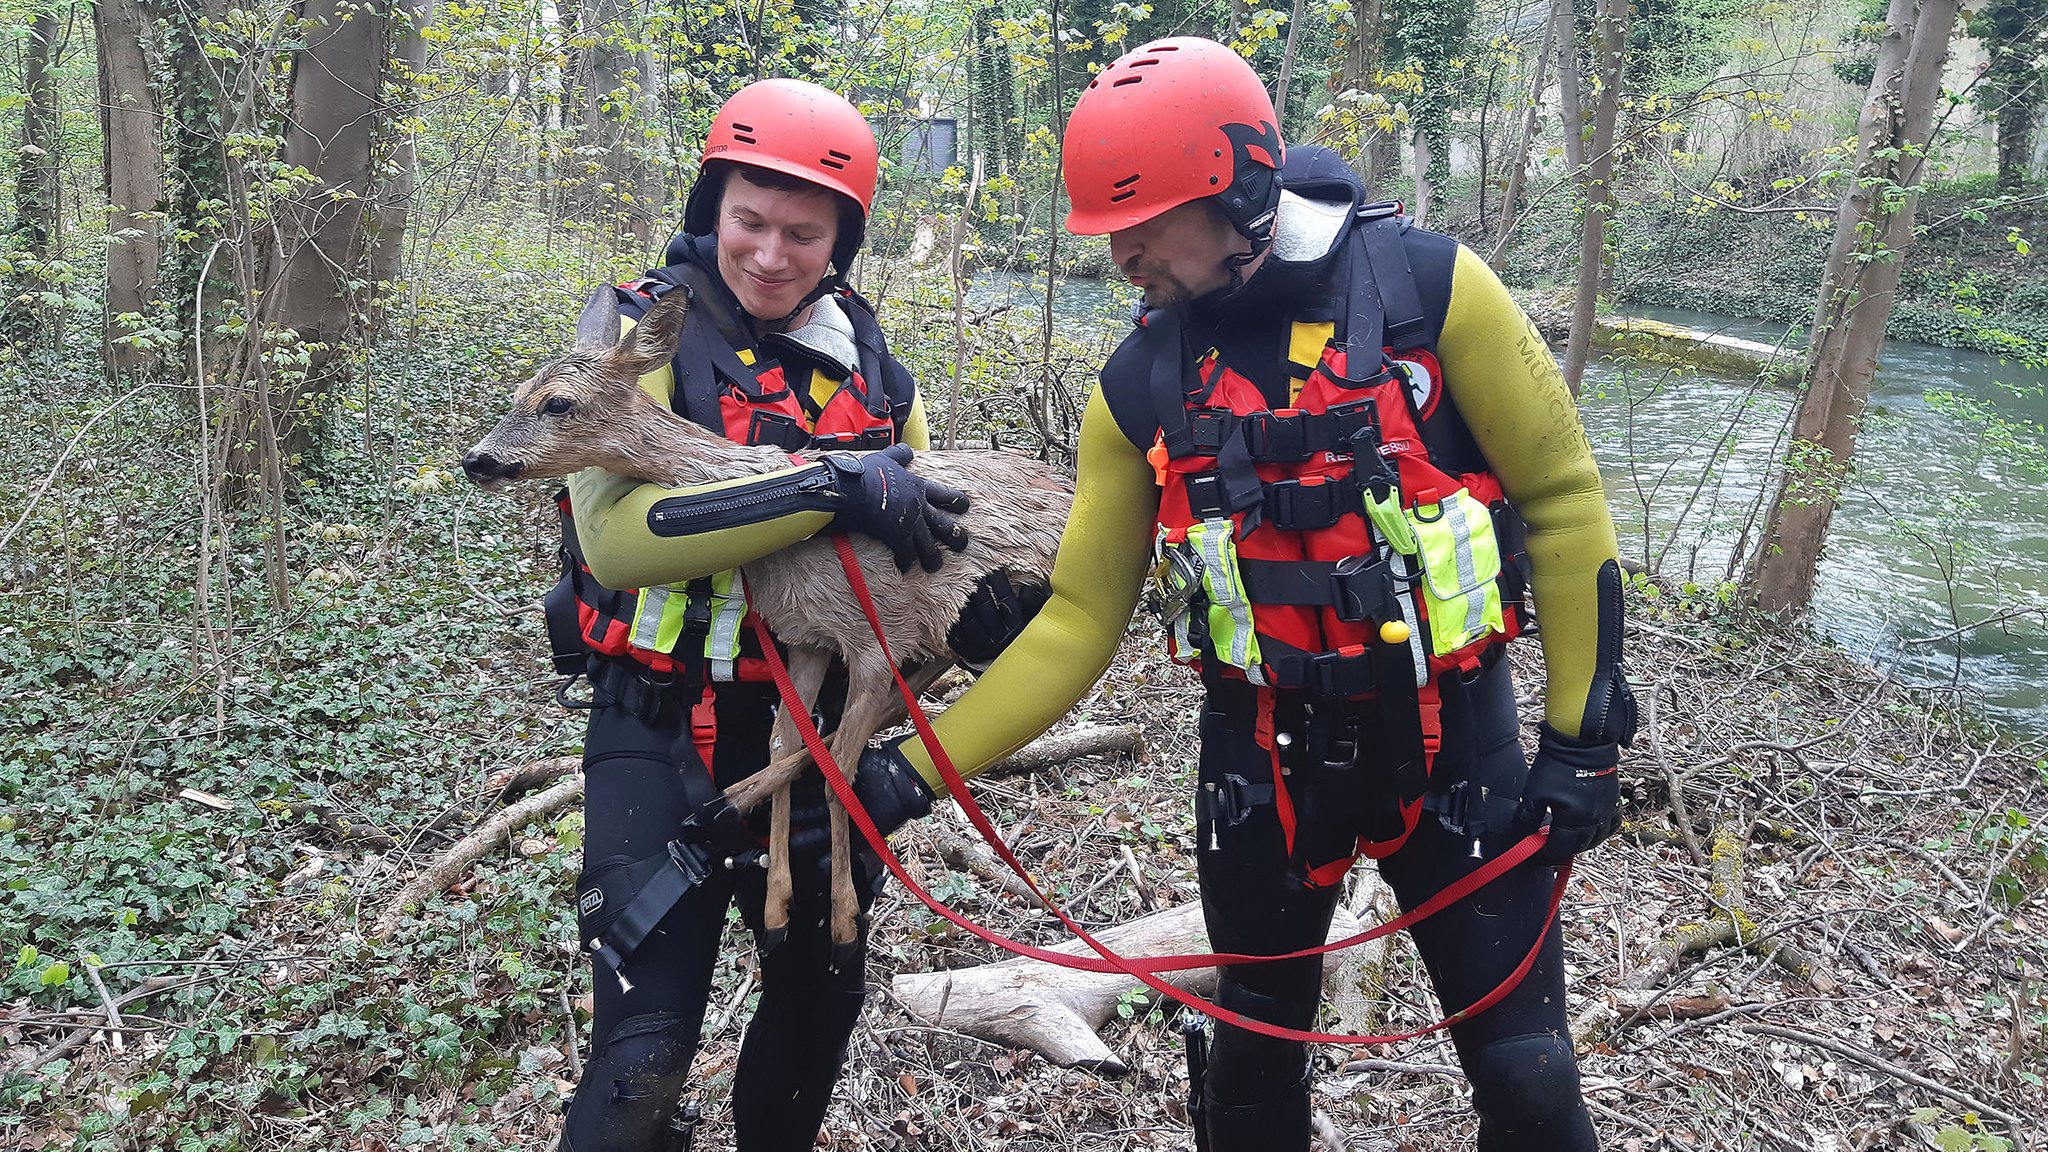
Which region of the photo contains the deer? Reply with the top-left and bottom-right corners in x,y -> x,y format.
462,285 -> 1071,960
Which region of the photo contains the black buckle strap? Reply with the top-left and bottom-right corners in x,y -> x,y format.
1183,397 -> 1383,468
1203,771 -> 1274,827
1236,554 -> 1406,623
584,815 -> 762,993
1263,649 -> 1379,698
587,656 -> 700,727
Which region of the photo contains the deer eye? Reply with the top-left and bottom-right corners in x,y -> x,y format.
541,395 -> 575,416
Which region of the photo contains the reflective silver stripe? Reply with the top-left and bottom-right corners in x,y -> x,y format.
631,585 -> 673,652
1444,495 -> 1486,643
706,570 -> 747,681
1388,548 -> 1429,687
1196,518 -> 1257,672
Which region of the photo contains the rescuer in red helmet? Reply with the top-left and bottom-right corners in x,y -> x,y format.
540,79 -> 1041,1151
833,37 -> 1636,1149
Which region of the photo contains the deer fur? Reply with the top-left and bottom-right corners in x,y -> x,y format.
465,285 -> 1071,954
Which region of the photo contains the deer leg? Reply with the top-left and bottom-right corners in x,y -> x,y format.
821,656 -> 925,970
757,646 -> 832,957
722,659 -> 955,813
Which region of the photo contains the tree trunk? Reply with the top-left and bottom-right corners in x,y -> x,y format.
1747,0 -> 1961,615
579,0 -> 653,248
368,0 -> 426,292
1554,0 -> 1586,177
1995,90 -> 2038,192
1274,0 -> 1308,120
1411,131 -> 1435,225
1337,0 -> 1394,190
269,0 -> 389,460
1559,0 -> 1626,395
1488,0 -> 1560,269
4,10 -> 63,347
94,0 -> 164,375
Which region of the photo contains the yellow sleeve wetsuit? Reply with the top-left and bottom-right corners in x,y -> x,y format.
897,240 -> 1626,794
566,343 -> 934,591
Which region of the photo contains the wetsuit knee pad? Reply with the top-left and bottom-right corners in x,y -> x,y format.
1464,1031 -> 1595,1147
1205,976 -> 1314,1103
559,1012 -> 698,1152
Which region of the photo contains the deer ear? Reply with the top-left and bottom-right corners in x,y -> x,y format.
623,288 -> 692,362
574,286 -> 622,352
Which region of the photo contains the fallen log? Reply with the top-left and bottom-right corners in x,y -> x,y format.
889,900 -> 1365,1073
372,775 -> 585,937
979,724 -> 1144,777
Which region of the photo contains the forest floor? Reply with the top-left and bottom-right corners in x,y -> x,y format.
2,232 -> 2044,1150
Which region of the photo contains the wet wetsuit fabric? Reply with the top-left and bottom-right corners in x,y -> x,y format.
901,202 -> 1620,1150
558,237 -> 916,1152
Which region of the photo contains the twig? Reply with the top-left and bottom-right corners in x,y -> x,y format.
558,983 -> 582,1080
80,953 -> 124,1053
374,774 -> 585,935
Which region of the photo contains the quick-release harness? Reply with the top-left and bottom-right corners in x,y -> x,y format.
1141,203 -> 1532,882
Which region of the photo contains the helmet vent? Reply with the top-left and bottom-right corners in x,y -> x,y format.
733,133 -> 758,144
731,121 -> 757,143
1109,174 -> 1140,203
819,150 -> 849,170
1112,75 -> 1145,87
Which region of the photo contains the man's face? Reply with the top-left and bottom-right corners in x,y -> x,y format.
715,170 -> 840,321
1108,199 -> 1248,308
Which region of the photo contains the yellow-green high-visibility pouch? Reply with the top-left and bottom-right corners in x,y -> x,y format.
1406,488 -> 1505,656
1184,517 -> 1263,677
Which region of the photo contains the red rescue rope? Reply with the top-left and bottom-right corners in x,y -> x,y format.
745,533 -> 1570,1044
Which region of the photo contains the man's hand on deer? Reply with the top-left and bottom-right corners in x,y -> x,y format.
787,738 -> 936,855
821,444 -> 972,572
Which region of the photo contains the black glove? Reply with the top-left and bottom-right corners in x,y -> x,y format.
947,571 -> 1051,672
1513,724 -> 1622,866
822,444 -> 971,572
788,737 -> 937,860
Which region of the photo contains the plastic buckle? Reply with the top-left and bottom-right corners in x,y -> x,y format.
1328,554 -> 1397,623
747,410 -> 809,451
1306,648 -> 1374,698
1188,410 -> 1229,455
1329,398 -> 1379,453
1272,477 -> 1341,531
1247,410 -> 1312,461
1184,471 -> 1229,518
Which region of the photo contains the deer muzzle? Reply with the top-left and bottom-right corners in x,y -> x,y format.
460,448 -> 524,488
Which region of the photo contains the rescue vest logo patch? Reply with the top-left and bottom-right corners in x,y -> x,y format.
1397,350 -> 1443,418
578,888 -> 605,917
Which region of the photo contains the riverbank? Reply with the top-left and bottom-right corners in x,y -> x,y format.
1493,177 -> 2048,362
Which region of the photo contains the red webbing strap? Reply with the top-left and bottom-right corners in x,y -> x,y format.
747,534 -> 1567,1043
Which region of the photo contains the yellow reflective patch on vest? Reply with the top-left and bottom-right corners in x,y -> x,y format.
806,367 -> 840,413
1286,321 -> 1335,406
736,347 -> 757,366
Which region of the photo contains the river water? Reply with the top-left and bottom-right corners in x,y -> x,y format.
968,275 -> 2048,732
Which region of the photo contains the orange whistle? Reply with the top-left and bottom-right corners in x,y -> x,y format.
1146,434 -> 1169,487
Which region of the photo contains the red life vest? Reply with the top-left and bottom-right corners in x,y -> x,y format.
1143,211 -> 1531,871
548,255 -> 909,689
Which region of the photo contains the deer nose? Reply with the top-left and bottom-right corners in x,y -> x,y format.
461,449 -> 521,484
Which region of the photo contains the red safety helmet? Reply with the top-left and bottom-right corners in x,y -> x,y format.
1062,37 -> 1284,243
683,79 -> 879,272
